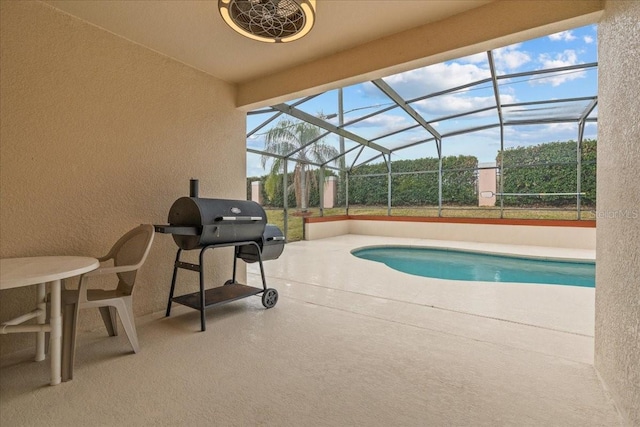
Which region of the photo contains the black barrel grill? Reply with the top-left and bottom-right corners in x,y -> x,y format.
155,180 -> 285,331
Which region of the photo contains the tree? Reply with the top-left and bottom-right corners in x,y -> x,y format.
261,117 -> 339,212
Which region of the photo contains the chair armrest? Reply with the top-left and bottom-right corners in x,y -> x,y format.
76,264 -> 139,303
97,255 -> 112,263
83,264 -> 138,277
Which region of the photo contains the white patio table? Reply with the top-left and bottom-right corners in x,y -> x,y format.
0,256 -> 99,385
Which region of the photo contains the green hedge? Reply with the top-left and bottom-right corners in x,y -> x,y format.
345,155 -> 478,206
247,156 -> 477,207
247,140 -> 596,209
499,139 -> 596,207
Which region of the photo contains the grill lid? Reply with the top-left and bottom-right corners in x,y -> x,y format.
167,197 -> 267,250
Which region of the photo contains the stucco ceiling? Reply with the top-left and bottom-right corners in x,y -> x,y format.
44,0 -> 493,84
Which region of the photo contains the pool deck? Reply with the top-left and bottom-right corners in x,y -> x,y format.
1,235 -> 619,426
250,235 -> 597,364
244,234 -> 618,425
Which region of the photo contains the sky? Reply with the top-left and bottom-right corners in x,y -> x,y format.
246,24 -> 598,177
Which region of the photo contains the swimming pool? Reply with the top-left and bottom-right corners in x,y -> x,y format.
351,246 -> 595,287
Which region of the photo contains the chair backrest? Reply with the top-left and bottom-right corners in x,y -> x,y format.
108,224 -> 155,294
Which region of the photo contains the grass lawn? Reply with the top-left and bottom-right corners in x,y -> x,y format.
264,206 -> 596,242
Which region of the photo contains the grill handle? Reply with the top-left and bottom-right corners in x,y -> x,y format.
266,236 -> 286,242
154,225 -> 201,235
214,216 -> 263,222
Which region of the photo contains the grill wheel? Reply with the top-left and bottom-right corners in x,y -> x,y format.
262,288 -> 278,308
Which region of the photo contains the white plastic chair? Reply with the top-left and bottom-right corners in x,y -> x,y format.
61,224 -> 155,380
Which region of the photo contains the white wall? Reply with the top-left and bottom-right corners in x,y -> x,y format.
305,219 -> 350,241
305,219 -> 595,250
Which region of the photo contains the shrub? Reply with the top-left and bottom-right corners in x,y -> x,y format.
498,140 -> 596,207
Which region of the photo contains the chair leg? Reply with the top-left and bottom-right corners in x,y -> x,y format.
113,297 -> 139,353
99,306 -> 118,337
61,302 -> 77,381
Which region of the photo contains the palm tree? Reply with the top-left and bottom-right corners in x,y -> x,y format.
261,117 -> 339,212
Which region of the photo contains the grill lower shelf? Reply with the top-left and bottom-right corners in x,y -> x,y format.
172,283 -> 263,311
164,241 -> 279,331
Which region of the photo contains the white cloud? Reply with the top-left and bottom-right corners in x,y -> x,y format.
413,93 -> 517,117
246,135 -> 265,149
503,122 -> 580,147
540,122 -> 578,133
458,52 -> 487,64
416,95 -> 490,115
246,153 -> 271,177
344,113 -> 416,141
377,45 -> 530,101
384,61 -> 491,98
548,30 -> 577,42
530,50 -> 585,86
492,44 -> 531,73
584,35 -> 594,44
498,93 -> 517,105
352,114 -> 409,129
538,49 -> 578,69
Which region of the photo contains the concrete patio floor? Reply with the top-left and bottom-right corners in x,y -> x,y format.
0,235 -> 621,426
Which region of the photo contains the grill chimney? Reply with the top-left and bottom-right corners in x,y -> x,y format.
189,179 -> 199,198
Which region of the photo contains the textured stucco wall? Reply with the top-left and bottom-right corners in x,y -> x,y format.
595,1 -> 640,425
0,2 -> 245,355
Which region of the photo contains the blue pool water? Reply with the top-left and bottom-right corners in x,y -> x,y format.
351,246 -> 595,287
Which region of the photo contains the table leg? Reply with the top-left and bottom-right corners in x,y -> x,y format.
48,279 -> 62,385
35,283 -> 46,362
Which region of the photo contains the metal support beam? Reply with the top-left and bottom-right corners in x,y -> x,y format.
386,154 -> 392,216
577,124 -> 583,220
324,145 -> 361,167
391,137 -> 437,153
575,104 -> 595,220
427,105 -> 497,124
354,152 -> 385,169
338,88 -> 345,172
247,111 -> 284,138
499,131 -> 505,219
319,166 -> 325,217
283,159 -> 288,239
338,88 -> 346,213
437,141 -> 442,217
248,148 -> 340,171
579,98 -> 598,123
496,62 -> 597,81
442,124 -> 501,139
247,107 -> 277,115
345,170 -> 350,215
350,146 -> 365,170
247,148 -> 286,160
372,79 -> 442,140
576,99 -> 597,220
502,96 -> 597,109
407,78 -> 493,104
272,103 -> 391,155
488,50 -> 505,219
247,94 -> 321,136
503,119 -> 581,126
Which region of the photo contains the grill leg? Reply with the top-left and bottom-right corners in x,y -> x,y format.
166,249 -> 182,317
199,247 -> 208,332
232,247 -> 238,283
257,246 -> 268,291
